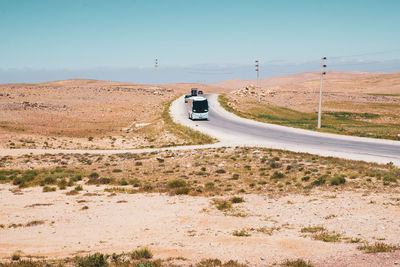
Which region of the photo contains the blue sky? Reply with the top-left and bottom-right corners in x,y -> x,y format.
0,0 -> 399,83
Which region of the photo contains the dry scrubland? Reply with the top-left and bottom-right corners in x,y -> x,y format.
1,147 -> 400,266
1,74 -> 400,266
0,80 -> 223,150
218,72 -> 400,140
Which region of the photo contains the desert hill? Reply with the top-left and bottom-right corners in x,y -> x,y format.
212,71 -> 386,90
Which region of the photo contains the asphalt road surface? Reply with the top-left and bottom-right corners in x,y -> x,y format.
171,94 -> 400,166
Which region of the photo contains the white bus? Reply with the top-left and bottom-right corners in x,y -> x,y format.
187,96 -> 209,120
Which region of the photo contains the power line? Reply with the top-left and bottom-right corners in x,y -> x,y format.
317,57 -> 327,129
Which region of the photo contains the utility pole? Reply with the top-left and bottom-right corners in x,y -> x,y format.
255,60 -> 260,102
317,57 -> 327,129
154,58 -> 158,86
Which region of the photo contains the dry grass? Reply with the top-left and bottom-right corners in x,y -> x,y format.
220,73 -> 400,140
357,242 -> 399,253
1,147 -> 399,196
0,79 -> 217,150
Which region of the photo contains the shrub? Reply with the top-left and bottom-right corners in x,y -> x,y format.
270,162 -> 280,168
129,178 -> 141,187
213,199 -> 232,211
231,174 -> 239,180
301,176 -> 310,181
357,242 -> 399,253
167,179 -> 186,188
112,169 -> 122,173
197,259 -> 222,267
25,220 -> 45,227
311,176 -> 326,186
131,247 -> 153,260
44,176 -> 56,184
77,253 -> 108,267
58,178 -> 67,189
272,171 -> 285,179
301,226 -> 325,233
89,172 -> 99,179
11,253 -> 21,261
88,136 -> 94,141
13,177 -> 25,186
230,197 -> 244,203
75,185 -> 83,191
329,176 -> 346,186
282,259 -> 314,267
175,187 -> 190,195
142,184 -> 153,191
43,186 -> 56,192
232,229 -> 250,237
100,177 -> 112,184
119,179 -> 128,186
205,182 -> 215,189
312,231 -> 341,242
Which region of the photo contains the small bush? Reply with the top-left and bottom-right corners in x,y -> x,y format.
329,176 -> 346,186
197,258 -> 222,267
100,177 -> 112,184
230,197 -> 244,203
11,252 -> 21,261
357,242 -> 399,253
167,179 -> 186,188
88,136 -> 94,141
301,226 -> 325,233
43,186 -> 56,192
311,177 -> 326,186
270,162 -> 280,168
142,184 -> 153,191
119,179 -> 128,186
216,169 -> 226,174
175,187 -> 190,195
89,172 -> 99,179
282,258 -> 313,267
312,231 -> 341,242
77,253 -> 108,267
129,178 -> 141,187
272,171 -> 285,179
231,174 -> 239,180
205,182 -> 215,189
131,247 -> 153,260
301,176 -> 310,181
75,185 -> 83,191
25,220 -> 45,227
213,199 -> 232,211
232,229 -> 250,237
112,169 -> 122,173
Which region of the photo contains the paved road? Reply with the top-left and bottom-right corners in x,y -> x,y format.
171,94 -> 400,166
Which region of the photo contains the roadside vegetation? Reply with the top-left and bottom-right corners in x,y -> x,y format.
0,248 -> 251,267
1,147 -> 398,196
219,94 -> 400,140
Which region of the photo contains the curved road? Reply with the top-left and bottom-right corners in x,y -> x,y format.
171,94 -> 400,166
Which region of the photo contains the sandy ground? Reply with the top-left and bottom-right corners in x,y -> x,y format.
212,71 -> 384,90
222,72 -> 400,121
0,79 -> 228,150
1,183 -> 399,266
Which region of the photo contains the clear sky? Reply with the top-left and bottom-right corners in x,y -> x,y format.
0,0 -> 399,83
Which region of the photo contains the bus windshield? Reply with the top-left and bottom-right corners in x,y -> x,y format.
193,100 -> 208,113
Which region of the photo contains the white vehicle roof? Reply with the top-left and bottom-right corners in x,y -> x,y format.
190,96 -> 207,101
